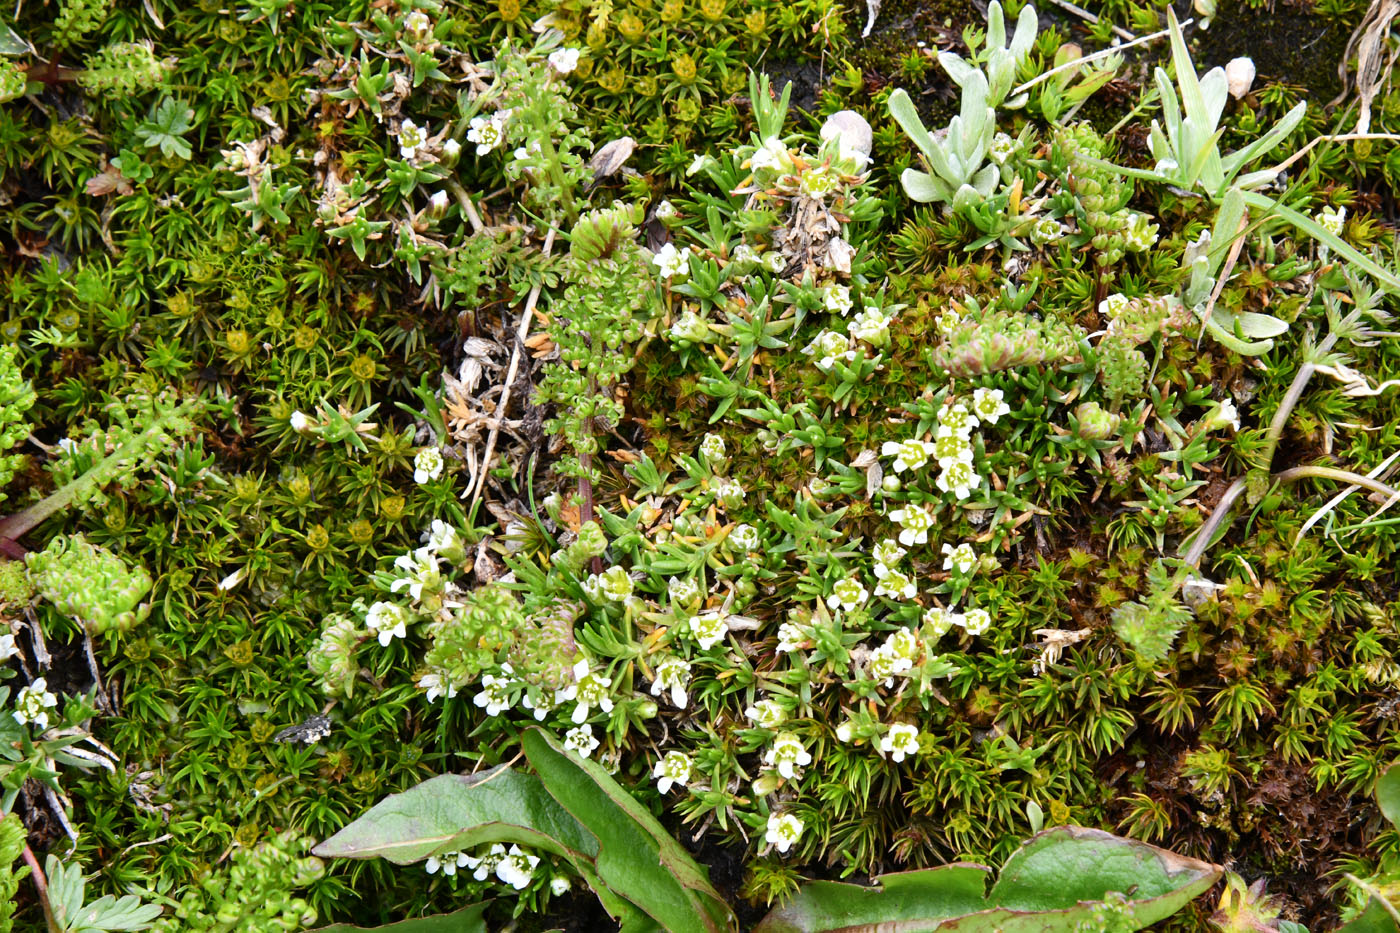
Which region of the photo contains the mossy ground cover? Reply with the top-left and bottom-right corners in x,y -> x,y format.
0,0 -> 1398,929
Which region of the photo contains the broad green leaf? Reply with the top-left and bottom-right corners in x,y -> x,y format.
313,766 -> 599,866
988,826 -> 1220,923
1227,311 -> 1290,340
753,864 -> 993,932
1376,760 -> 1400,826
1336,897 -> 1398,932
310,903 -> 491,932
899,168 -> 948,204
887,90 -> 940,166
1240,190 -> 1400,294
521,728 -> 733,933
0,21 -> 26,55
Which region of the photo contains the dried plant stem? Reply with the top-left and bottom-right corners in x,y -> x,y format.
22,843 -> 59,933
468,225 -> 556,509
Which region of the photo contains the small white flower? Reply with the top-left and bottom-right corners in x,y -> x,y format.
650,655 -> 692,708
1098,293 -> 1131,318
289,411 -> 310,433
403,10 -> 432,39
655,199 -> 678,220
419,672 -> 459,703
687,153 -> 715,176
988,132 -> 1016,165
764,731 -> 812,779
391,548 -> 440,601
1204,399 -> 1241,433
868,643 -> 912,686
762,251 -> 787,274
1123,212 -> 1159,251
0,633 -> 16,662
888,504 -> 933,547
923,606 -> 961,638
847,307 -> 891,346
563,723 -> 600,758
802,330 -> 855,372
496,845 -> 540,889
960,607 -> 992,636
942,542 -> 977,576
874,568 -> 916,600
826,574 -> 868,612
466,112 -> 508,156
399,119 -> 427,161
824,285 -> 854,316
424,519 -> 462,557
522,690 -> 554,722
365,601 -> 410,646
56,437 -> 78,454
775,621 -> 807,653
652,242 -> 692,279
712,476 -> 745,510
1030,216 -> 1064,246
425,850 -> 467,876
413,447 -> 444,483
745,698 -> 786,729
13,678 -> 58,731
765,812 -> 804,854
548,47 -> 580,74
884,628 -> 918,661
670,310 -> 711,343
730,524 -> 760,552
1316,205 -> 1346,238
441,138 -> 461,161
937,460 -> 980,500
465,844 -> 507,881
556,659 -> 614,724
880,723 -> 920,762
881,438 -> 936,474
653,751 -> 694,794
871,539 -> 907,572
668,576 -> 701,607
690,612 -> 729,650
936,402 -> 979,438
971,387 -> 1010,425
474,669 -> 514,716
550,876 -> 571,896
749,136 -> 788,172
933,431 -> 974,467
699,432 -> 727,464
589,566 -> 634,603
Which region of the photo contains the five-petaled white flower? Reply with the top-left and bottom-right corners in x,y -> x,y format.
765,812 -> 804,854
652,242 -> 691,279
650,655 -> 692,708
556,659 -> 614,724
826,574 -> 868,612
365,601 -> 410,646
563,723 -> 600,758
425,850 -> 467,875
466,112 -> 509,156
464,844 -> 506,881
937,460 -> 979,500
548,47 -> 580,74
474,668 -> 515,716
880,723 -> 920,762
825,285 -> 854,316
653,751 -> 693,794
13,678 -> 57,731
749,136 -> 788,172
730,524 -> 760,552
889,504 -> 933,546
399,119 -> 427,161
413,447 -> 444,483
937,402 -> 979,437
745,698 -> 786,729
882,439 -> 936,474
872,539 -> 906,572
1316,205 -> 1346,237
391,547 -> 440,601
419,672 -> 458,703
961,607 -> 992,636
972,387 -> 1010,425
942,542 -> 977,576
776,621 -> 807,653
496,845 -> 540,889
923,606 -> 961,638
874,568 -> 916,600
690,612 -> 728,650
764,731 -> 812,779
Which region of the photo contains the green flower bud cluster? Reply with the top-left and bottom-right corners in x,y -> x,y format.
0,813 -> 27,933
552,520 -> 607,575
1095,296 -> 1190,404
0,346 -> 35,504
153,832 -> 324,933
307,613 -> 365,698
1096,333 -> 1148,404
52,0 -> 109,45
77,41 -> 173,97
0,62 -> 26,104
0,561 -> 32,608
1104,294 -> 1190,344
1056,124 -> 1135,266
422,583 -> 524,685
1073,401 -> 1122,441
932,307 -> 1084,378
25,534 -> 152,636
507,599 -> 582,695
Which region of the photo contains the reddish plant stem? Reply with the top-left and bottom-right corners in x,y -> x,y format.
22,843 -> 58,933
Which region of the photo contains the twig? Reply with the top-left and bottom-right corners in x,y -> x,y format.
467,226 -> 557,508
445,180 -> 485,234
1012,20 -> 1186,97
22,844 -> 59,933
1042,0 -> 1137,42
